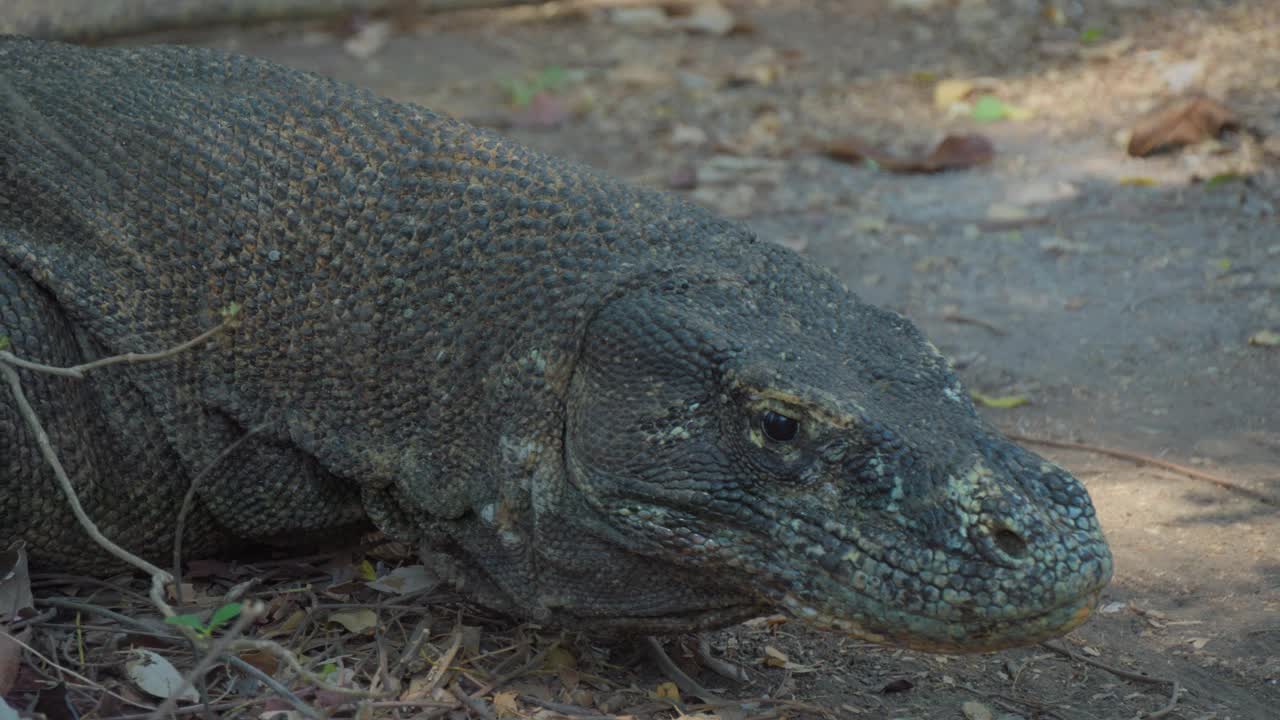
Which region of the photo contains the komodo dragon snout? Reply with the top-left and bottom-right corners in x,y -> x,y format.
562,278 -> 1113,651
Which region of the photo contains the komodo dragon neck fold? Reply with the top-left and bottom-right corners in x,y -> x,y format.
0,37 -> 1112,652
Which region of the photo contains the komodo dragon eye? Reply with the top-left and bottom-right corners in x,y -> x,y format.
760,410 -> 800,442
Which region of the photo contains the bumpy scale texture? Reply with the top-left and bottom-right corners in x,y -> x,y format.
0,38 -> 1112,651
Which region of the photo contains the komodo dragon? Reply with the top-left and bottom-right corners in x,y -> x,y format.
0,37 -> 1112,651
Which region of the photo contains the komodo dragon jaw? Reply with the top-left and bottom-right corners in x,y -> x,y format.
563,280 -> 1113,651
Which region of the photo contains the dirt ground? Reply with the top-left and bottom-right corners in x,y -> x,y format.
18,1 -> 1279,718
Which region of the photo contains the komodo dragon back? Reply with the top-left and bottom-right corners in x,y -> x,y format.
0,37 -> 1112,652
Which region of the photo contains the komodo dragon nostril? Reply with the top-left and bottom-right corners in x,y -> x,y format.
991,525 -> 1029,559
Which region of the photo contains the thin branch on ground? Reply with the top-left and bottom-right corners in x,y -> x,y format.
172,422 -> 268,606
0,362 -> 174,604
224,656 -> 321,719
696,636 -> 751,683
1,317 -> 237,619
518,694 -> 616,717
449,680 -> 498,720
390,614 -> 434,678
1007,433 -> 1279,506
940,310 -> 1008,336
643,636 -> 724,705
0,319 -> 367,712
228,637 -> 384,699
2,627 -> 151,710
1040,641 -> 1182,719
421,624 -> 465,697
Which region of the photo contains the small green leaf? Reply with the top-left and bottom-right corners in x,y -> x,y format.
0,335 -> 9,351
321,662 -> 339,678
501,65 -> 574,107
971,95 -> 1008,122
1217,258 -> 1232,271
537,66 -> 567,90
208,602 -> 243,630
1079,28 -> 1104,45
1205,173 -> 1242,188
164,614 -> 206,630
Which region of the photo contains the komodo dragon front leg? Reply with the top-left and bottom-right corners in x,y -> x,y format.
0,37 -> 1112,652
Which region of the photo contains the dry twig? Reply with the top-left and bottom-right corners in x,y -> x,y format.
1008,433 -> 1279,506
1041,641 -> 1182,719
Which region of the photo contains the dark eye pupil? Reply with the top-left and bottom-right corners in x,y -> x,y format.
761,410 -> 799,442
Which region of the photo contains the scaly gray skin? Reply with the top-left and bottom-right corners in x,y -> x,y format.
0,0 -> 542,40
0,38 -> 1112,651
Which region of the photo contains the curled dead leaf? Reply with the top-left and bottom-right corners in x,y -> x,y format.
763,644 -> 789,668
673,2 -> 742,37
493,690 -> 521,718
327,608 -> 378,633
654,681 -> 681,701
1127,96 -> 1239,157
0,547 -> 34,622
365,565 -> 439,596
934,78 -> 975,110
1248,329 -> 1280,347
0,628 -> 28,697
970,391 -> 1029,409
823,134 -> 993,174
962,700 -> 994,720
125,649 -> 199,702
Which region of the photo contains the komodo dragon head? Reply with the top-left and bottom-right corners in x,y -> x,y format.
555,250 -> 1112,652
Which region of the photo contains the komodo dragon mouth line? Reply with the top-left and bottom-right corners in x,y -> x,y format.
778,585 -> 1105,653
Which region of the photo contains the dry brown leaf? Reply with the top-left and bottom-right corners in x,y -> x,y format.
908,134 -> 995,172
328,608 -> 378,633
934,79 -> 975,109
545,646 -> 577,671
1127,96 -> 1239,157
763,644 -> 788,668
654,681 -> 681,701
822,136 -> 877,165
0,548 -> 33,622
961,700 -> 994,720
0,628 -> 28,696
673,2 -> 739,36
262,608 -> 307,639
236,648 -> 280,676
493,690 -> 521,718
1248,329 -> 1280,347
823,134 -> 994,174
510,93 -> 572,130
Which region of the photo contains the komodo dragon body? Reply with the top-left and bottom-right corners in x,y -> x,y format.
0,37 -> 1112,651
